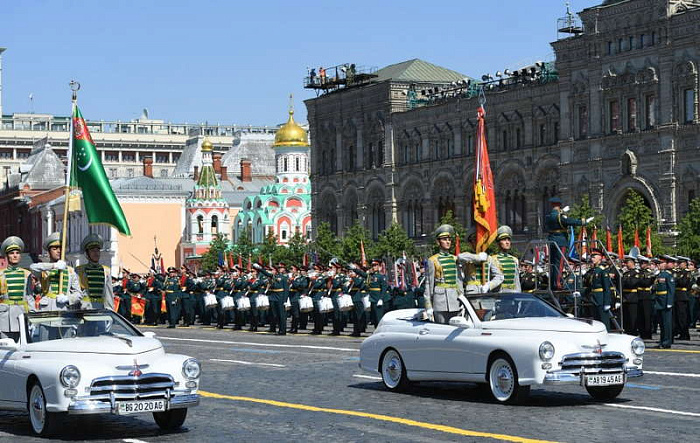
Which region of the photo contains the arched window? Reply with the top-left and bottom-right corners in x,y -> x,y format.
197,215 -> 204,234
211,215 -> 218,235
295,157 -> 300,171
283,157 -> 288,172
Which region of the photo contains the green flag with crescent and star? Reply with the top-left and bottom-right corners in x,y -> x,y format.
70,105 -> 131,235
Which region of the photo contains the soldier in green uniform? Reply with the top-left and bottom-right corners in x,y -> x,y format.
30,232 -> 82,311
297,266 -> 311,330
162,267 -> 182,328
328,261 -> 346,336
143,271 -> 163,326
636,256 -> 655,339
655,256 -> 675,348
75,234 -> 114,311
583,249 -> 613,331
126,273 -> 145,323
215,268 -> 233,329
366,259 -> 388,327
309,263 -> 328,335
673,256 -> 691,340
346,264 -> 368,337
688,260 -> 699,330
198,271 -> 216,325
289,265 -> 308,333
179,268 -> 197,327
620,255 -> 641,335
520,260 -> 538,293
255,262 -> 289,335
545,197 -> 592,290
247,267 -> 265,331
491,226 -> 520,293
231,267 -> 247,330
0,236 -> 35,312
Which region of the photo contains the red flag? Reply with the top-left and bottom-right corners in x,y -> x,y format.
634,228 -> 640,249
360,240 -> 367,268
258,254 -> 263,265
302,253 -> 309,267
247,254 -> 252,272
238,254 -> 243,269
645,226 -> 652,257
579,226 -> 588,259
617,225 -> 624,258
411,260 -> 419,287
454,234 -> 461,255
606,226 -> 613,252
159,257 -> 164,276
591,227 -> 598,243
472,106 -> 498,253
228,252 -> 234,269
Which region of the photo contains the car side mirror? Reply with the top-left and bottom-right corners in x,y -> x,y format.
142,331 -> 157,339
449,316 -> 471,328
0,338 -> 18,350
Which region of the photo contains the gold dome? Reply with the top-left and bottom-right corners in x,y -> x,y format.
201,138 -> 213,152
273,109 -> 309,147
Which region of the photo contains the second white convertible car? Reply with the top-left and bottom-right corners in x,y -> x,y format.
0,307 -> 200,436
359,292 -> 644,404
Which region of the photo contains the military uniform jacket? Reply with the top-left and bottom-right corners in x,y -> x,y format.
29,262 -> 83,310
259,269 -> 289,302
621,268 -> 641,303
425,252 -> 463,312
674,269 -> 690,302
163,277 -> 181,294
0,266 -> 34,310
563,271 -> 580,292
653,270 -> 674,310
520,271 -> 538,292
584,266 -> 612,307
75,263 -> 115,310
309,275 -> 327,300
291,275 -> 309,298
491,252 -> 521,293
545,208 -> 583,247
637,269 -> 655,300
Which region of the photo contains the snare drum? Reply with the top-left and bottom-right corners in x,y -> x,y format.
284,299 -> 291,311
204,293 -> 218,309
221,295 -> 235,311
255,294 -> 270,311
236,296 -> 251,312
299,295 -> 314,313
317,297 -> 334,313
338,293 -> 354,312
362,295 -> 371,312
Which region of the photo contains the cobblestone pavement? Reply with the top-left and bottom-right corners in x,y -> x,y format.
1,322 -> 699,442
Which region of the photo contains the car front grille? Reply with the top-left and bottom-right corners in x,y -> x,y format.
558,351 -> 627,373
87,373 -> 175,401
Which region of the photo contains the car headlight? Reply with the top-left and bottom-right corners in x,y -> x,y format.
60,365 -> 81,388
539,341 -> 555,361
182,358 -> 201,380
631,338 -> 645,356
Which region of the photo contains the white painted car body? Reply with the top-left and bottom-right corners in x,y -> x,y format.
0,309 -> 199,428
360,293 -> 643,400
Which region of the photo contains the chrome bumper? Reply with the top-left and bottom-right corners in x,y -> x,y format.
544,367 -> 643,383
68,393 -> 200,415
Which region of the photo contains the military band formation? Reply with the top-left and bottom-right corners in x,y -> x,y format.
0,199 -> 698,348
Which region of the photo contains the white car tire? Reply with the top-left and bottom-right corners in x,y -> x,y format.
28,380 -> 62,437
153,408 -> 188,430
380,348 -> 408,392
586,384 -> 624,401
487,354 -> 530,404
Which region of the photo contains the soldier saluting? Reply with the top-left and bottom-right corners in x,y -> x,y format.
0,236 -> 35,311
545,197 -> 592,289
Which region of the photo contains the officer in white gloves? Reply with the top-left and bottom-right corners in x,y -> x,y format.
463,228 -> 504,295
424,224 -> 494,324
29,232 -> 82,311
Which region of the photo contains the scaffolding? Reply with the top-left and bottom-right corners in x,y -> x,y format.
304,63 -> 378,95
557,2 -> 584,40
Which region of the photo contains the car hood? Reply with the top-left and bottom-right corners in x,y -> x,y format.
481,317 -> 607,333
26,336 -> 163,355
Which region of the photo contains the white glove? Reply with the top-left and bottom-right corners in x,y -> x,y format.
252,263 -> 261,270
614,302 -> 621,310
585,217 -> 595,224
54,260 -> 67,270
562,205 -> 570,213
481,284 -> 490,293
377,299 -> 383,307
424,308 -> 434,321
56,294 -> 69,304
349,263 -> 357,269
572,291 -> 581,298
477,252 -> 488,262
667,305 -> 672,309
603,305 -> 610,311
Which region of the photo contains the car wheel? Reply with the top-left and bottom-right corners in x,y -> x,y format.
28,380 -> 62,437
153,408 -> 188,430
380,348 -> 408,392
488,354 -> 530,404
586,384 -> 624,401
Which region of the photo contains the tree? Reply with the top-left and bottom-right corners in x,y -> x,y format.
569,194 -> 603,229
375,223 -> 416,260
259,230 -> 279,266
200,234 -> 229,272
273,231 -> 308,265
310,221 -> 341,265
339,222 -> 374,265
676,197 -> 700,261
232,226 -> 255,268
616,190 -> 668,256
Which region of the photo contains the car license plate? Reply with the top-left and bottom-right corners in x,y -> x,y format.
117,399 -> 166,415
585,373 -> 624,386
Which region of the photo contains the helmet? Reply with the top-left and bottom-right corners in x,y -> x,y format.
496,225 -> 513,241
0,236 -> 24,257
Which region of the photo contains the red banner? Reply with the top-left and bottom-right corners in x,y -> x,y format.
617,225 -> 624,258
606,226 -> 613,252
472,106 -> 497,253
645,226 -> 652,257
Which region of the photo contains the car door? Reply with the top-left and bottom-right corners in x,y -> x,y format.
0,340 -> 26,407
413,317 -> 483,375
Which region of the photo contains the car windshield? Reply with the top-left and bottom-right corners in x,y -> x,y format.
468,293 -> 565,321
26,310 -> 141,343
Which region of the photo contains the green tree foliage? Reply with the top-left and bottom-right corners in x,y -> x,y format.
676,197 -> 700,261
259,230 -> 278,266
375,223 -> 416,260
339,222 -> 373,265
200,234 -> 229,272
310,222 -> 341,265
569,194 -> 603,228
273,231 -> 308,266
616,190 -> 668,256
232,226 -> 254,267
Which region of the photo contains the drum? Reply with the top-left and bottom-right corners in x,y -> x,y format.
236,296 -> 251,312
221,295 -> 235,311
318,297 -> 334,314
284,299 -> 291,311
338,293 -> 354,312
299,295 -> 314,313
204,293 -> 218,309
255,294 -> 270,311
362,295 -> 371,312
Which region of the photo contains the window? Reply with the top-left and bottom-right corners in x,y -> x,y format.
684,89 -> 696,123
516,128 -> 522,148
645,95 -> 657,128
109,168 -> 117,178
618,38 -> 623,52
197,215 -> 204,234
502,130 -> 509,150
211,215 -> 218,235
628,36 -> 634,51
640,34 -> 645,48
578,105 -> 588,138
553,122 -> 559,142
607,41 -> 613,55
539,124 -> 546,146
283,157 -> 288,172
295,157 -> 300,171
467,134 -> 474,155
156,154 -> 169,163
651,31 -> 656,46
609,100 -> 620,133
403,144 -> 409,164
122,153 -> 135,162
627,98 -> 637,131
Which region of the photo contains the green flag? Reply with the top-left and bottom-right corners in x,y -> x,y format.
70,105 -> 131,235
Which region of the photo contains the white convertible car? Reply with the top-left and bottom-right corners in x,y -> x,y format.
0,306 -> 200,436
360,292 -> 644,404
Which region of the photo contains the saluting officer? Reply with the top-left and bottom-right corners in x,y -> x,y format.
583,249 -> 613,331
544,197 -> 592,290
620,255 -> 641,335
491,226 -> 521,293
75,234 -> 114,310
256,262 -> 290,335
654,256 -> 675,348
30,232 -> 82,311
0,236 -> 35,311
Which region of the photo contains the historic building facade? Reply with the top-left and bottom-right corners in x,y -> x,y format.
306,0 -> 700,245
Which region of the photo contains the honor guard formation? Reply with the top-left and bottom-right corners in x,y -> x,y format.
1,224 -> 698,347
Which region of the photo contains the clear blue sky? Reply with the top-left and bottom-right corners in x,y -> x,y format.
1,0 -> 600,127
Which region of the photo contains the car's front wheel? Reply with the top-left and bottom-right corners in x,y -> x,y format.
153,408 -> 188,430
28,380 -> 62,437
586,384 -> 624,401
488,354 -> 530,404
380,348 -> 408,392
